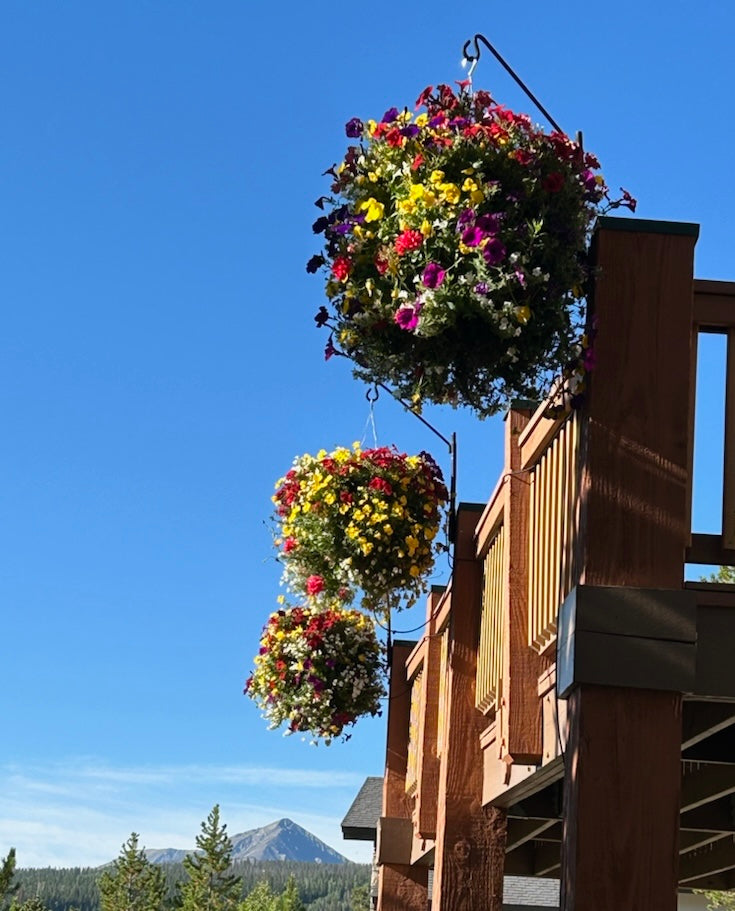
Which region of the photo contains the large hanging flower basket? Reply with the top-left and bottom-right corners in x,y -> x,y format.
309,82 -> 634,418
244,604 -> 385,743
273,444 -> 448,612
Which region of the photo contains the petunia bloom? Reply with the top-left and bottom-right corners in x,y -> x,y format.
345,117 -> 363,138
422,262 -> 446,289
483,238 -> 507,266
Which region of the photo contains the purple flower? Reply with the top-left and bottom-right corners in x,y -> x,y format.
428,114 -> 445,128
514,269 -> 527,288
580,169 -> 597,191
381,107 -> 399,123
476,213 -> 501,233
474,282 -> 489,296
483,238 -> 507,266
457,208 -> 475,228
345,117 -> 363,138
400,124 -> 420,138
422,262 -> 446,289
324,338 -> 337,360
394,301 -> 422,331
461,226 -> 484,247
312,216 -> 329,234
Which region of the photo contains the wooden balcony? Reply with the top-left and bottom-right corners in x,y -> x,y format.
376,218 -> 735,911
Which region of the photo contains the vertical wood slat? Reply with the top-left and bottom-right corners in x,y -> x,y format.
405,669 -> 423,796
724,329 -> 735,549
436,628 -> 448,758
527,410 -> 580,652
476,525 -> 505,712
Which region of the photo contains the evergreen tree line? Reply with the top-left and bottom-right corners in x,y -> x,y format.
2,806 -> 370,911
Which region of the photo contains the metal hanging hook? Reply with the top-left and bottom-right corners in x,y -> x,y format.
461,33 -> 564,135
366,385 -> 380,404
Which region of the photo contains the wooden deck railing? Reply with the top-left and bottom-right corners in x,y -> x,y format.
524,408 -> 581,653
688,280 -> 735,564
476,525 -> 505,712
405,667 -> 422,797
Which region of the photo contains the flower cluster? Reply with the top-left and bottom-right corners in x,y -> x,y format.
244,604 -> 385,743
273,444 -> 448,612
309,82 -> 635,418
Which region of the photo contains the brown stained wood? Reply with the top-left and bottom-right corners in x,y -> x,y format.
561,686 -> 683,911
377,865 -> 428,911
680,764 -> 735,812
518,398 -> 571,470
502,408 -> 546,765
377,640 -> 425,911
693,280 -> 735,329
432,506 -> 506,911
580,227 -> 696,588
559,223 -> 696,910
679,835 -> 735,884
416,631 -> 441,838
682,695 -> 735,740
724,329 -> 735,549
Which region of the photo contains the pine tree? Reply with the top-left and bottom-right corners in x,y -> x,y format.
11,898 -> 49,911
349,882 -> 370,911
98,833 -> 166,911
276,876 -> 304,911
0,849 -> 18,911
177,805 -> 241,911
239,881 -> 277,911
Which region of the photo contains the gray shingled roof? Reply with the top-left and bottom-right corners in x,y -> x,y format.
341,776 -> 383,841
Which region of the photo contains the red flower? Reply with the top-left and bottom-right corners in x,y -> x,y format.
543,172 -> 565,193
283,537 -> 297,554
306,574 -> 325,596
332,256 -> 352,281
415,86 -> 434,109
369,476 -> 393,496
411,154 -> 424,171
394,230 -> 423,256
385,127 -> 404,148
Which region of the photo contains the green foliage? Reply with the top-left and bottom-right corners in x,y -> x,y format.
14,859 -> 369,911
697,891 -> 735,910
348,883 -> 369,911
11,898 -> 49,911
1,849 -> 18,911
276,876 -> 305,911
177,805 -> 241,911
239,882 -> 277,911
98,834 -> 165,911
705,565 -> 735,584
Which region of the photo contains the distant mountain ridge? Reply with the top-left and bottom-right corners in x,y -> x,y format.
145,818 -> 347,865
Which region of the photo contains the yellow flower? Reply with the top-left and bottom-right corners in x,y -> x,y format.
409,564 -> 420,578
358,197 -> 385,222
429,169 -> 445,185
415,113 -> 428,127
439,183 -> 460,204
515,306 -> 531,324
420,219 -> 432,237
368,171 -> 380,183
397,198 -> 416,215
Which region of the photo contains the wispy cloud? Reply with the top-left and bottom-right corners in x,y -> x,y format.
0,759 -> 372,868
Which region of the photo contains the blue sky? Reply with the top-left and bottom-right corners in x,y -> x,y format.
0,0 -> 732,868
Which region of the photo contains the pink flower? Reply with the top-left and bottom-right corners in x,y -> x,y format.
422,262 -> 446,289
306,575 -> 325,596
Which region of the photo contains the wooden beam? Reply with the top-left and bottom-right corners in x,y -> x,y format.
377,640 -> 429,911
679,835 -> 735,884
502,406 -> 547,765
560,220 -> 697,911
682,701 -> 735,750
681,765 -> 735,812
507,781 -> 564,822
505,818 -> 558,853
680,830 -> 731,854
431,507 -> 507,911
681,799 -> 735,834
683,725 -> 735,763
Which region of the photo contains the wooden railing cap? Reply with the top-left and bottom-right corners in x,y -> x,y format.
595,214 -> 700,238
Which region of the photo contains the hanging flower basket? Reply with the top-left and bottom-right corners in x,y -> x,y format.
244,604 -> 385,743
273,444 -> 448,612
308,82 -> 635,418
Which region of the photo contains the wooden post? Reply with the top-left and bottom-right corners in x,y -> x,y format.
377,640 -> 429,911
560,218 -> 698,911
432,505 -> 507,911
501,405 -> 549,765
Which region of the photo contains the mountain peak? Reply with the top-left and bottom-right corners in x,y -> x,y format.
145,819 -> 347,866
